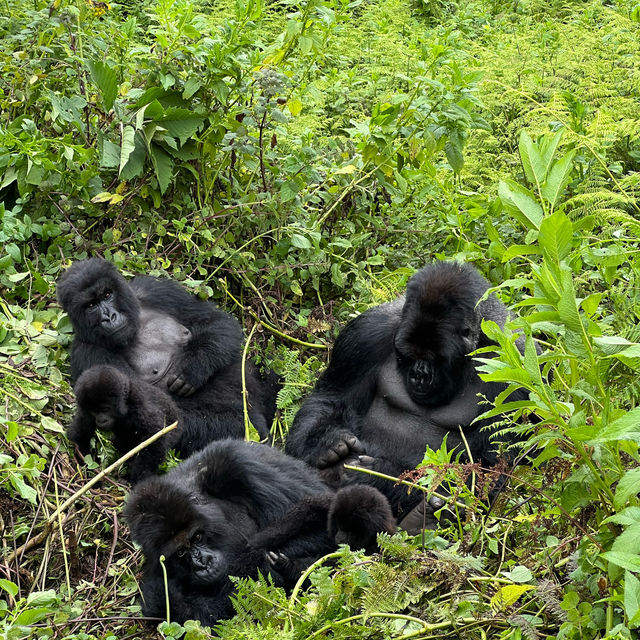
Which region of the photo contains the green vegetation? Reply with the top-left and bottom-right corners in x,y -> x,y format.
1,0 -> 639,637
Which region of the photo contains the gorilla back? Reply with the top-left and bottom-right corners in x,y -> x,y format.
57,258 -> 277,454
285,261 -> 533,520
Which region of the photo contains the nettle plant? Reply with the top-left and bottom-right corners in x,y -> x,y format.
478,129 -> 640,635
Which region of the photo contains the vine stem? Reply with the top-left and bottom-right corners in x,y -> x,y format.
242,323 -> 258,440
5,422 -> 178,564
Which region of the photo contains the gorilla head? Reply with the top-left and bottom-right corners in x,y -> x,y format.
57,258 -> 140,349
328,485 -> 396,553
126,481 -> 246,588
394,262 -> 488,407
75,365 -> 130,431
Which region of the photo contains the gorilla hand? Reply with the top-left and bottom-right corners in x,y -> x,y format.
317,433 -> 365,468
166,369 -> 196,397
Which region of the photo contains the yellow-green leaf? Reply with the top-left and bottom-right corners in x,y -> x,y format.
490,584 -> 534,611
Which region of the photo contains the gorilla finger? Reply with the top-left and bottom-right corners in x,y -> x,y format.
356,455 -> 376,468
168,376 -> 186,394
318,449 -> 340,467
332,440 -> 350,458
266,551 -> 280,566
345,435 -> 365,454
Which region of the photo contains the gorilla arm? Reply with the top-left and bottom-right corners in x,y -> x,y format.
284,300 -> 402,469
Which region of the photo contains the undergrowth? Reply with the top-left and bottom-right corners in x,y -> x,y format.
0,0 -> 639,638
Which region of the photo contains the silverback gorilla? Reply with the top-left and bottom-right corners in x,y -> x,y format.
125,440 -> 395,626
285,261 -> 533,527
57,258 -> 277,457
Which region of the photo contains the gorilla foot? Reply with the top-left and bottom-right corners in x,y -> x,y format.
397,494 -> 449,535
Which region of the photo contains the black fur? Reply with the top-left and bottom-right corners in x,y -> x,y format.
57,258 -> 278,455
285,261 -> 532,524
125,440 -> 394,626
71,366 -> 180,483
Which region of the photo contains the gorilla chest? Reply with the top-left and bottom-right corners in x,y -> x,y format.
363,355 -> 483,454
129,308 -> 191,384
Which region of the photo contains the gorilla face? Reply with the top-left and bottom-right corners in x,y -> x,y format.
57,258 -> 141,348
75,366 -> 130,431
126,477 -> 249,591
169,528 -> 230,586
394,269 -> 482,407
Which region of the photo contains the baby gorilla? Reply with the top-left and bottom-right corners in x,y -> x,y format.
125,440 -> 395,626
71,365 -> 180,483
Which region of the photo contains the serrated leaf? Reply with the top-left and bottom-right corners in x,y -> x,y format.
150,146 -> 173,194
502,566 -> 533,583
100,138 -> 120,168
12,475 -> 37,504
603,551 -> 640,572
444,139 -> 464,173
556,268 -> 583,332
604,507 -> 640,527
154,108 -> 204,145
594,336 -> 640,358
87,59 -> 117,111
591,407 -> 640,444
538,210 -> 573,263
182,77 -> 201,99
625,571 -> 640,628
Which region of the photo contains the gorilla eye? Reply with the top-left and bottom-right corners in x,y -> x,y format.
193,533 -> 202,543
104,290 -> 112,299
177,547 -> 187,558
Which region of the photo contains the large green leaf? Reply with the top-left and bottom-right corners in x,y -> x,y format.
498,180 -> 544,230
541,149 -> 576,208
86,60 -> 118,111
538,210 -> 573,264
154,108 -> 205,145
150,145 -> 173,194
591,407 -> 640,444
119,125 -> 137,175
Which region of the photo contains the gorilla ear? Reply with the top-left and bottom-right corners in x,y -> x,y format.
125,480 -> 200,555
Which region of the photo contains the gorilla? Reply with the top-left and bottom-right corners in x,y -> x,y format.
285,261 -> 534,527
125,440 -> 395,626
70,365 -> 180,483
57,258 -> 278,455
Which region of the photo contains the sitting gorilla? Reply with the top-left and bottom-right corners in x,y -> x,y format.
71,366 -> 180,483
57,258 -> 278,456
285,261 -> 535,528
125,440 -> 395,626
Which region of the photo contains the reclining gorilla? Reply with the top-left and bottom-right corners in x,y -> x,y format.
125,440 -> 395,626
57,258 -> 277,458
285,261 -> 534,529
